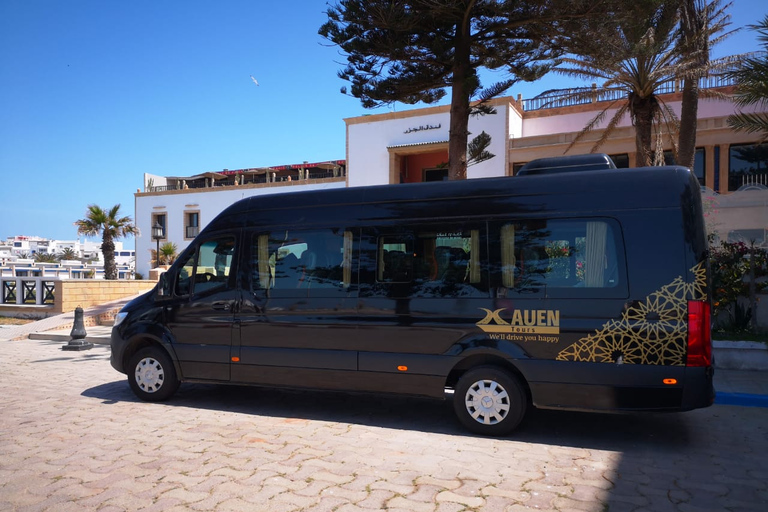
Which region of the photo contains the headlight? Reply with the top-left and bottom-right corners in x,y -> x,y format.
113,312 -> 129,327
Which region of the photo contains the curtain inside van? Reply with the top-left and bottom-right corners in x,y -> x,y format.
342,231 -> 352,288
469,230 -> 481,284
258,234 -> 270,289
500,224 -> 516,288
584,222 -> 607,287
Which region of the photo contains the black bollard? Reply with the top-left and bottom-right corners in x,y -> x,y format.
62,306 -> 93,351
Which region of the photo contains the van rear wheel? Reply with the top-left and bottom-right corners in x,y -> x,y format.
128,347 -> 180,402
453,366 -> 527,436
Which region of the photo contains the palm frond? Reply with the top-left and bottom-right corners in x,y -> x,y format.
590,102 -> 630,152
727,112 -> 768,138
564,100 -> 623,154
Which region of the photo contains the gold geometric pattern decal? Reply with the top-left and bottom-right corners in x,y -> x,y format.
556,262 -> 707,366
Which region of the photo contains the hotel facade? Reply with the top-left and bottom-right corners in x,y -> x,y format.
134,81 -> 768,278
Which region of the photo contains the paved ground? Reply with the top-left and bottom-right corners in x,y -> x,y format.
1,335 -> 767,512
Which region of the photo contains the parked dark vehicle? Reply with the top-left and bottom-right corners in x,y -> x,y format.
111,155 -> 714,436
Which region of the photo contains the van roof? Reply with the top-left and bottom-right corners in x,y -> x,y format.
208,164 -> 697,231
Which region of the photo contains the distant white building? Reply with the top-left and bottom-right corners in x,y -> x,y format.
0,236 -> 135,267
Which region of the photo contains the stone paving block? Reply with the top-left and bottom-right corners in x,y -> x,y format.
368,478 -> 415,495
415,475 -> 462,490
482,485 -> 531,502
552,496 -> 607,512
435,502 -> 466,512
302,496 -> 353,512
311,470 -> 356,485
435,490 -> 485,508
388,495 -> 438,512
356,489 -> 395,509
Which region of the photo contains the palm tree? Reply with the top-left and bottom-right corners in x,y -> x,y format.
150,242 -> 178,267
75,204 -> 138,280
34,253 -> 58,263
58,248 -> 78,261
727,15 -> 768,138
535,0 -> 735,167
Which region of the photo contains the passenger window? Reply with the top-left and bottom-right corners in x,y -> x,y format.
374,225 -> 487,297
497,219 -> 622,295
250,229 -> 353,296
174,236 -> 236,296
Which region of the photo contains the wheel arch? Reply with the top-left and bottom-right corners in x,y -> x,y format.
121,329 -> 180,379
446,354 -> 532,403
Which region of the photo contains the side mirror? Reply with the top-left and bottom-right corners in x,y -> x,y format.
156,273 -> 170,298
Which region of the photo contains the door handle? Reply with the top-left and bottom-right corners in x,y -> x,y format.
212,301 -> 232,311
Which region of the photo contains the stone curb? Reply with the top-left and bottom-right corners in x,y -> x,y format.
713,340 -> 768,371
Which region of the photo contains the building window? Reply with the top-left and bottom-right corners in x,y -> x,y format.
661,148 -> 706,186
185,211 -> 200,240
423,167 -> 449,182
729,143 -> 768,191
609,154 -> 629,168
152,213 -> 167,241
512,163 -> 527,175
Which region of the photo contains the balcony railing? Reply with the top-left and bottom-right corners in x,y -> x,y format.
144,170 -> 345,194
522,75 -> 736,112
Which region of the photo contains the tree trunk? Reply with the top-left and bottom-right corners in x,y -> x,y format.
102,235 -> 117,280
633,97 -> 655,168
678,78 -> 699,170
448,17 -> 473,180
678,0 -> 705,171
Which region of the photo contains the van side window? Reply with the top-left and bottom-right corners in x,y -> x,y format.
373,225 -> 487,297
175,236 -> 236,296
250,229 -> 353,296
495,219 -> 623,296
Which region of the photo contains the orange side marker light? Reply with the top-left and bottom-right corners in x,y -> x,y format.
397,366 -> 408,372
232,357 -> 240,362
663,378 -> 677,385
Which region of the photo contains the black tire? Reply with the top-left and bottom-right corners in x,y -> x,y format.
127,347 -> 180,402
453,366 -> 528,436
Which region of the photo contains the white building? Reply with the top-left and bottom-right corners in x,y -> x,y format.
134,80 -> 768,277
0,236 -> 135,267
134,162 -> 347,277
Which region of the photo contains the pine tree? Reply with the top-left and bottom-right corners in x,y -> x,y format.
320,0 -> 609,179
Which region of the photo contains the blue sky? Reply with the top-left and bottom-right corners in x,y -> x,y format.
1,0 -> 766,250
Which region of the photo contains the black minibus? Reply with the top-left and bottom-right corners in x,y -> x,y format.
111,155 -> 714,436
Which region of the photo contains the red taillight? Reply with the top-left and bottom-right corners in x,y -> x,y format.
687,300 -> 712,367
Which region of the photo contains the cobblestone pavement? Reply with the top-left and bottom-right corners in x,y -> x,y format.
1,338 -> 767,512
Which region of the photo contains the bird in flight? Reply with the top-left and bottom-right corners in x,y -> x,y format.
250,75 -> 259,86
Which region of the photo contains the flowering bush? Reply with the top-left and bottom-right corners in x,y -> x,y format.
710,240 -> 768,331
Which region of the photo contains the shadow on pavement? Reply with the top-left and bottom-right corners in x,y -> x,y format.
82,381 -> 768,508
83,380 -> 699,449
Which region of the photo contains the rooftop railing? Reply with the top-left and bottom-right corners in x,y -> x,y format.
521,75 -> 736,112
144,170 -> 345,194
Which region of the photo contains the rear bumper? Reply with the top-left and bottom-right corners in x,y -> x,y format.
521,361 -> 714,412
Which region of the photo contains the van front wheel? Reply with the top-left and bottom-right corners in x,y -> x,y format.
128,347 -> 180,402
453,366 -> 527,436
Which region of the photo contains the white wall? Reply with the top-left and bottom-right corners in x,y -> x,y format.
347,104 -> 510,187
135,181 -> 346,277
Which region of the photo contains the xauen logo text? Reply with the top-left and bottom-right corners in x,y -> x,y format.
476,308 -> 560,343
